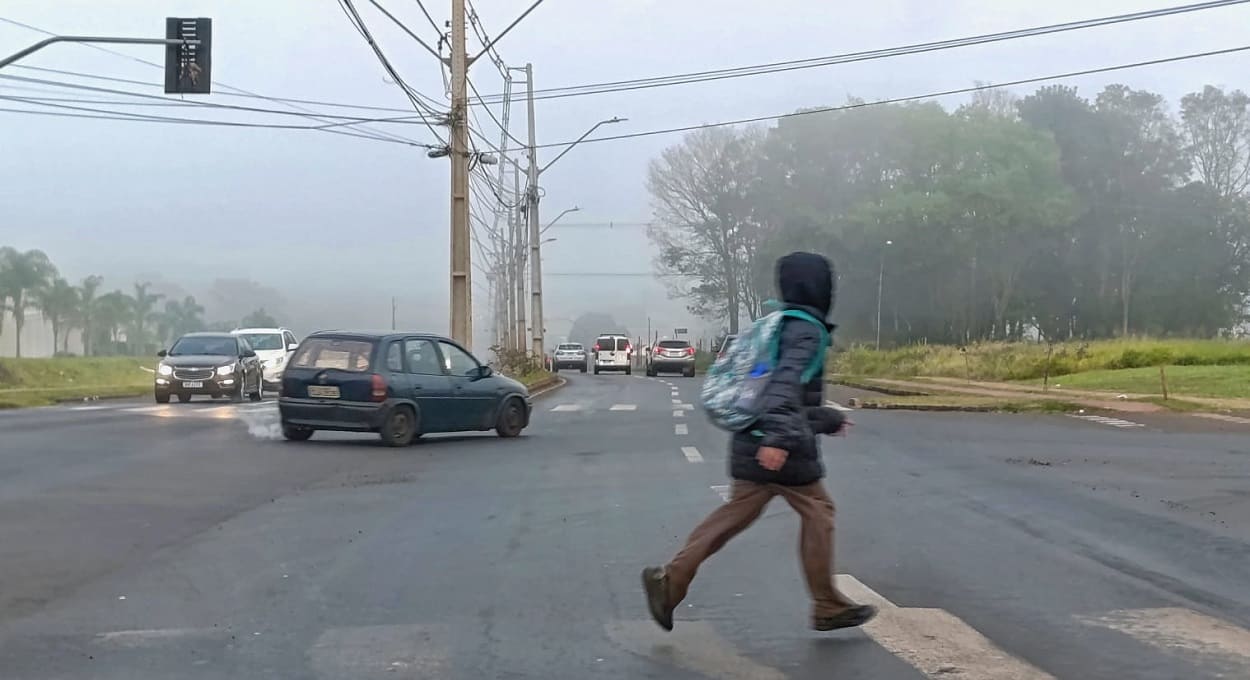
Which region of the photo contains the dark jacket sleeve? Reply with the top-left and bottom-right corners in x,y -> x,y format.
806,406 -> 846,435
755,320 -> 823,451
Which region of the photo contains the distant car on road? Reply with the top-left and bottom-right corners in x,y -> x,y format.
155,332 -> 265,403
592,334 -> 632,375
552,343 -> 588,373
647,339 -> 696,377
278,331 -> 532,446
232,327 -> 299,389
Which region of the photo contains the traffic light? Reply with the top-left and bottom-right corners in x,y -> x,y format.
164,18 -> 211,94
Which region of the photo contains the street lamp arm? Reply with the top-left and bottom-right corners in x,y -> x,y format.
538,117 -> 625,175
541,207 -> 580,235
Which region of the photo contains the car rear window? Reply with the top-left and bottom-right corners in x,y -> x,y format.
557,344 -> 582,351
658,340 -> 690,349
597,337 -> 628,351
290,337 -> 375,372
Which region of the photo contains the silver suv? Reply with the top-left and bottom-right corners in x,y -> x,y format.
552,343 -> 588,373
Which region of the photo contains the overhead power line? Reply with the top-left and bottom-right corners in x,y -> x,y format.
530,43 -> 1250,150
470,0 -> 1250,104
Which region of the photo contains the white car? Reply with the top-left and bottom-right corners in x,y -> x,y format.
232,327 -> 299,388
593,334 -> 633,375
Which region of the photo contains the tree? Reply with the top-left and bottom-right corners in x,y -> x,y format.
76,275 -> 103,356
1180,85 -> 1250,199
93,291 -> 133,354
566,312 -> 629,349
35,277 -> 79,354
128,282 -> 164,354
240,307 -> 279,328
647,127 -> 765,333
0,248 -> 57,357
158,296 -> 206,344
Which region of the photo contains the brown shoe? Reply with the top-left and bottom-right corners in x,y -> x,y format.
641,566 -> 674,631
812,604 -> 878,632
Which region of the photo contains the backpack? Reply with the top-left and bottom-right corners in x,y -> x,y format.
700,309 -> 830,432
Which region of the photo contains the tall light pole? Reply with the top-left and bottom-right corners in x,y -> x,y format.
876,239 -> 893,350
522,70 -> 625,360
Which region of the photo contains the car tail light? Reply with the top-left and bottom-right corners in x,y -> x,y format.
687,347 -> 696,356
370,374 -> 387,402
593,344 -> 600,352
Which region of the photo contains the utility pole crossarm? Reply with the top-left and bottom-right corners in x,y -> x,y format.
0,35 -> 197,70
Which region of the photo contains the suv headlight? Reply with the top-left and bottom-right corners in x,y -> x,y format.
217,364 -> 236,376
157,364 -> 173,376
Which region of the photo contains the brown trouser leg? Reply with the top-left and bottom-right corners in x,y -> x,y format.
775,481 -> 855,618
664,479 -> 853,618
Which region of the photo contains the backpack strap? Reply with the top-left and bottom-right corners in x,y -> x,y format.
776,309 -> 831,383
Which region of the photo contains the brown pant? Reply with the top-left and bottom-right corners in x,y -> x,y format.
665,479 -> 853,618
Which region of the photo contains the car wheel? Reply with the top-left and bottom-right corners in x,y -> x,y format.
579,364 -> 586,373
553,365 -> 559,373
379,405 -> 417,447
230,377 -> 245,403
593,366 -> 600,375
155,391 -> 170,404
625,366 -> 632,376
496,397 -> 525,438
282,425 -> 314,441
249,371 -> 264,401
684,368 -> 696,378
177,393 -> 192,403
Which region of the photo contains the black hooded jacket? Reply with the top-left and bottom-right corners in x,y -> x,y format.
728,252 -> 845,486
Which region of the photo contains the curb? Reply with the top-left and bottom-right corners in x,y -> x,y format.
859,402 -> 998,413
528,376 -> 567,400
829,378 -> 930,397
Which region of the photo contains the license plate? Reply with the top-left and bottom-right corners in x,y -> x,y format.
182,381 -> 203,389
307,385 -> 340,399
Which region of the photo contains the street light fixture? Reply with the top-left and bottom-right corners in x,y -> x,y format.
541,206 -> 580,235
539,118 -> 627,176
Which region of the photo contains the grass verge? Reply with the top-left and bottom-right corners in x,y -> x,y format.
0,357 -> 152,409
1025,365 -> 1250,400
854,394 -> 1084,413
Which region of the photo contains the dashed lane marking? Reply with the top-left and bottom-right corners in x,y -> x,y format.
681,446 -> 703,462
825,400 -> 852,411
1070,414 -> 1144,428
673,409 -> 684,418
672,398 -> 681,404
1077,608 -> 1250,674
675,423 -> 688,435
551,404 -> 582,412
836,574 -> 1056,679
710,484 -> 730,501
609,404 -> 637,411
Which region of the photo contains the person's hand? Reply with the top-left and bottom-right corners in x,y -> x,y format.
757,446 -> 788,471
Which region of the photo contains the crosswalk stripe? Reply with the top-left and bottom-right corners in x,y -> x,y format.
1070,414 -> 1144,428
836,574 -> 1056,679
675,423 -> 688,435
673,409 -> 684,418
672,398 -> 681,404
609,404 -> 637,411
681,446 -> 703,462
710,484 -> 730,501
1077,608 -> 1250,673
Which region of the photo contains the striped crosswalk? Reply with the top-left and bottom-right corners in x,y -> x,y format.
1070,414 -> 1145,428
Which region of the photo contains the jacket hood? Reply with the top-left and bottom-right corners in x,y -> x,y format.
776,251 -> 835,319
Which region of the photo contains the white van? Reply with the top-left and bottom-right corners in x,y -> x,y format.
592,334 -> 633,375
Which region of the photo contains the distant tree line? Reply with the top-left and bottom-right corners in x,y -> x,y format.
647,83 -> 1250,345
0,247 -> 279,357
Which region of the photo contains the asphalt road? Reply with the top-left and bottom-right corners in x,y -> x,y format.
1,376 -> 1249,679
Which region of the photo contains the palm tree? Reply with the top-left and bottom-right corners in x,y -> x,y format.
94,291 -> 133,355
0,248 -> 57,357
76,275 -> 103,356
159,295 -> 206,345
35,277 -> 80,355
128,282 -> 164,355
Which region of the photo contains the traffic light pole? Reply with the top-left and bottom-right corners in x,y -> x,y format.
0,35 -> 196,70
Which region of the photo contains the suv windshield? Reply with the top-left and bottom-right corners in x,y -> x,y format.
236,333 -> 284,351
290,337 -> 374,372
170,336 -> 237,356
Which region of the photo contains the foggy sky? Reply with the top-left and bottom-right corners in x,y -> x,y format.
3,0 -> 1248,350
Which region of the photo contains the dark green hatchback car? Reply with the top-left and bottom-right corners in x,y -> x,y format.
278,331 -> 531,446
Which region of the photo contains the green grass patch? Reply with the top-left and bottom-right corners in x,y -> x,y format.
1031,365 -> 1250,400
832,338 -> 1250,382
858,394 -> 1084,413
513,369 -> 556,391
0,357 -> 153,408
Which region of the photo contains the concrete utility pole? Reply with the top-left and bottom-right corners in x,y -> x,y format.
448,0 -> 472,349
513,165 -> 528,354
489,73 -> 514,350
524,63 -> 546,361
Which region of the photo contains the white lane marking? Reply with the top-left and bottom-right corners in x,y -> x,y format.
1077,608 -> 1250,672
672,398 -> 681,404
682,446 -> 703,462
95,627 -> 226,648
825,400 -> 852,411
309,624 -> 449,677
1070,414 -> 1144,428
605,620 -> 785,680
678,403 -> 694,410
551,404 -> 582,412
710,484 -> 730,501
122,406 -> 169,414
835,574 -> 1056,680
673,409 -> 684,418
70,405 -> 117,412
610,404 -> 637,411
675,423 -> 688,435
